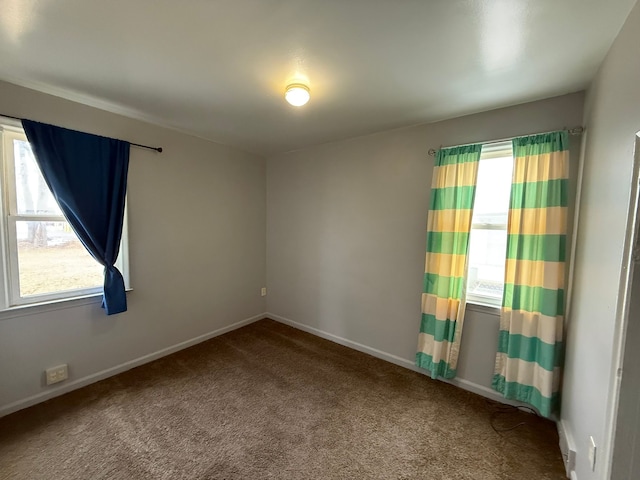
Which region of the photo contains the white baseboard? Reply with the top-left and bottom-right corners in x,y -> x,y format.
266,312 -> 523,407
0,312 -> 267,418
2,312 -> 541,419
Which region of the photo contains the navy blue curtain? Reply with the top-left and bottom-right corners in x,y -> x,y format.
22,120 -> 130,315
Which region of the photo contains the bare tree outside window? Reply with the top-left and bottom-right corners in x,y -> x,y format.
15,140 -> 51,247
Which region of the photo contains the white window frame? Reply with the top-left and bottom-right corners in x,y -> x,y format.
0,122 -> 129,310
465,141 -> 513,308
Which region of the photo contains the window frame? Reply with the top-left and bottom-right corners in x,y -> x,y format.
465,141 -> 513,308
0,122 -> 129,310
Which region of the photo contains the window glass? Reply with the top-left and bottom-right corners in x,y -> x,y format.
13,139 -> 62,216
466,144 -> 513,306
15,220 -> 103,297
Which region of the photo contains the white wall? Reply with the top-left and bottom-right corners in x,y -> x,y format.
562,1 -> 640,478
266,93 -> 584,399
0,81 -> 267,414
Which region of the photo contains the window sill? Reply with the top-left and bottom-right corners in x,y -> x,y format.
466,301 -> 500,316
0,289 -> 132,321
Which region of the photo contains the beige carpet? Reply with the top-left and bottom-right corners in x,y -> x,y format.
0,319 -> 566,479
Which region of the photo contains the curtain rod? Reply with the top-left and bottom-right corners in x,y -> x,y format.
0,113 -> 163,153
427,126 -> 585,157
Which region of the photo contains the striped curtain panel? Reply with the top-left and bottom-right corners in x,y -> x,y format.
492,131 -> 568,418
417,144 -> 482,379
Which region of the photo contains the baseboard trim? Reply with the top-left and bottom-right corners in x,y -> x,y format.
0,312 -> 267,418
266,312 -> 522,406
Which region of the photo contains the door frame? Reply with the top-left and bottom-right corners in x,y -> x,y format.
607,133 -> 640,479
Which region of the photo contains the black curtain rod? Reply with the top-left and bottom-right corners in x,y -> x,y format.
1,113 -> 163,153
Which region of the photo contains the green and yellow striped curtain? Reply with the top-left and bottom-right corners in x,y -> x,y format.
492,131 -> 568,418
416,144 -> 482,379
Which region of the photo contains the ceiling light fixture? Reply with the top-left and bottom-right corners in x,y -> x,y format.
285,83 -> 310,107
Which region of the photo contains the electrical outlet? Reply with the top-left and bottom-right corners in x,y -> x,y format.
588,436 -> 597,471
261,287 -> 267,297
565,449 -> 576,475
558,424 -> 576,476
45,364 -> 68,385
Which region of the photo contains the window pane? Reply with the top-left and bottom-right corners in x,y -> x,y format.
16,221 -> 103,297
13,139 -> 62,216
467,227 -> 508,302
472,154 -> 513,225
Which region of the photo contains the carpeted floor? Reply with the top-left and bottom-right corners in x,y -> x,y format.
0,319 -> 566,479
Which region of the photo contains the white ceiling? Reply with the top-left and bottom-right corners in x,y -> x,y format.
0,0 -> 635,155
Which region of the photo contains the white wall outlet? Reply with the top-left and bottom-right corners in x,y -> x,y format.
261,287 -> 267,297
45,364 -> 68,385
558,423 -> 576,476
588,436 -> 597,471
565,449 -> 576,475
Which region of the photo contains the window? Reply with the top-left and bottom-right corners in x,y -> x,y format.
0,123 -> 129,309
466,142 -> 513,307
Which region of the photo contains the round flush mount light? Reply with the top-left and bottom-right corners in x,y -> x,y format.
285,83 -> 310,106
